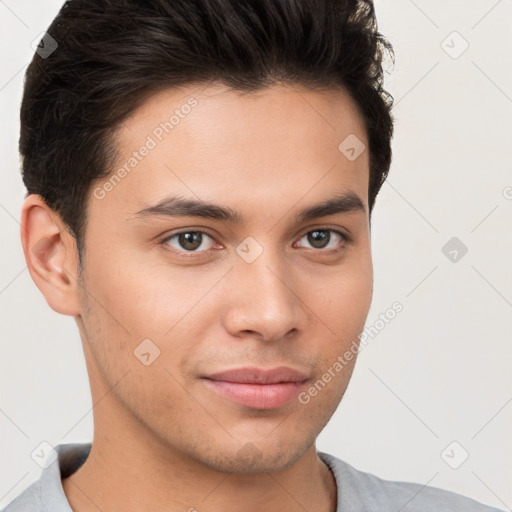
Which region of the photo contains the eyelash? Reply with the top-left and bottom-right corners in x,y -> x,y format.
159,228 -> 350,258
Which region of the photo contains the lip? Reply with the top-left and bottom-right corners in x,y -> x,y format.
202,366 -> 309,409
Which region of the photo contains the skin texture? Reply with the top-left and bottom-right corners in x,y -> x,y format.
21,82 -> 373,512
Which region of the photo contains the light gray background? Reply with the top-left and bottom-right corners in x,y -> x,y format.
1,0 -> 511,509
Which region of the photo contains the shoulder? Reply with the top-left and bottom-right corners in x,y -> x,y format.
2,442 -> 90,512
318,451 -> 505,512
1,479 -> 44,512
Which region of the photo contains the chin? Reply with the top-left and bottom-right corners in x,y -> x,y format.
196,438 -> 311,474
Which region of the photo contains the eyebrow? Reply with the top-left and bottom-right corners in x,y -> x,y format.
131,191 -> 366,225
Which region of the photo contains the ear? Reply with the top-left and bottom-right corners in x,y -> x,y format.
20,194 -> 81,316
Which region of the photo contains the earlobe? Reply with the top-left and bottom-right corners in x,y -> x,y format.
20,194 -> 81,316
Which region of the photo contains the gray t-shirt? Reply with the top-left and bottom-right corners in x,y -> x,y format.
2,442 -> 504,512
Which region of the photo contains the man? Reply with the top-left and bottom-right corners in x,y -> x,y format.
3,0 -> 504,511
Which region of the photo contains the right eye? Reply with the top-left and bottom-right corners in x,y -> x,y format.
160,230 -> 217,255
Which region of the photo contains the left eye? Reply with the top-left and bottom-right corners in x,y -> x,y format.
296,229 -> 347,250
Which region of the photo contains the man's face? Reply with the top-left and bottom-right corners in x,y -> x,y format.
76,82 -> 373,473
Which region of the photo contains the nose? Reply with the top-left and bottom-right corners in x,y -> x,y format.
221,245 -> 307,342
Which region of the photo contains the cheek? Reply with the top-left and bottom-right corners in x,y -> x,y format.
82,243 -> 208,338
79,251 -> 227,397
304,257 -> 373,384
309,258 -> 373,332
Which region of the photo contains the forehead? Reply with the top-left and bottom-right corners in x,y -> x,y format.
93,82 -> 370,223
121,81 -> 368,148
